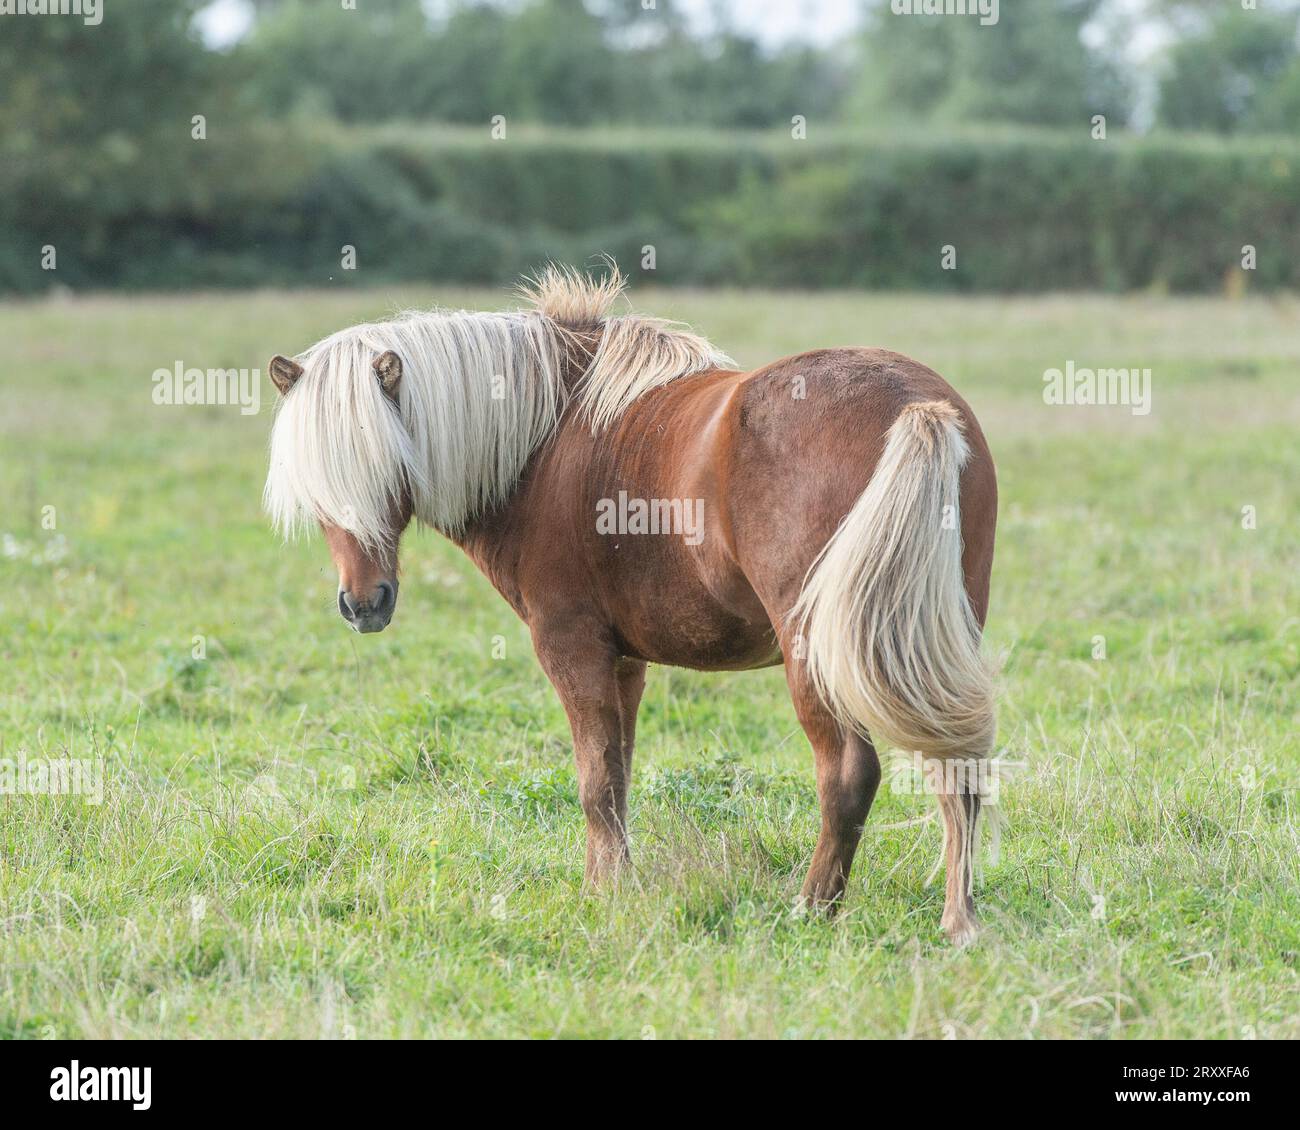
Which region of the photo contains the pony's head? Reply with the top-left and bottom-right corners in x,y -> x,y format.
264,346 -> 415,634
262,303 -> 570,635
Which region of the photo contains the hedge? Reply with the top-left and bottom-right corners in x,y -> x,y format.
2,124 -> 1296,293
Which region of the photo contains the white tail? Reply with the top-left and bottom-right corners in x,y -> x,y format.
791,399 -> 993,758
790,399 -> 995,943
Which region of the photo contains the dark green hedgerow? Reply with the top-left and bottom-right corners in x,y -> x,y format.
2,125 -> 1297,293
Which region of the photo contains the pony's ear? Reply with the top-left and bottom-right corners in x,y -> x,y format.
373,350 -> 402,396
268,355 -> 304,396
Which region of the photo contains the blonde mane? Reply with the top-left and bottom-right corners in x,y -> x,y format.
264,265 -> 733,546
521,262 -> 734,430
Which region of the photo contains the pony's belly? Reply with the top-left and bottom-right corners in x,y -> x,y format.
612,608 -> 782,672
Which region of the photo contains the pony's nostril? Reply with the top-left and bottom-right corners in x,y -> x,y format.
373,581 -> 394,613
339,590 -> 360,620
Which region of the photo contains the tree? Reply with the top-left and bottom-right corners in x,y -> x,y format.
847,0 -> 1132,130
1156,7 -> 1300,133
239,0 -> 441,123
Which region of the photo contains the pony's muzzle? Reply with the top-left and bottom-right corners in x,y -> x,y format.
338,580 -> 397,633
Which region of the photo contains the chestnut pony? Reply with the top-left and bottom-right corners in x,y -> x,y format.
265,267 -> 998,944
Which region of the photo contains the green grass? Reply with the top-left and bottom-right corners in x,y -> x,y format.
1,286 -> 1297,1038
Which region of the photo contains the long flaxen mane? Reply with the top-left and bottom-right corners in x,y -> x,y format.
264,265 -> 733,550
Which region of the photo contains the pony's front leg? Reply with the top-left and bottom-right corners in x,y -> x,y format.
532,626 -> 631,884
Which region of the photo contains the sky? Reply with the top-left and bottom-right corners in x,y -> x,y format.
196,0 -> 866,50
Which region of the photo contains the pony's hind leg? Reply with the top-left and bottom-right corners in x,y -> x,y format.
786,655 -> 881,909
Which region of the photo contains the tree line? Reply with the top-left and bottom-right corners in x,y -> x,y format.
3,0 -> 1300,142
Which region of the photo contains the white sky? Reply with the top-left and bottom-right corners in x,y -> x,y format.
684,0 -> 862,47
196,0 -> 865,50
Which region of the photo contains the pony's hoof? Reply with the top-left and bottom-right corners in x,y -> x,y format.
942,914 -> 980,948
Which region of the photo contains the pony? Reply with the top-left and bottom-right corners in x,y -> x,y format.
264,265 -> 998,944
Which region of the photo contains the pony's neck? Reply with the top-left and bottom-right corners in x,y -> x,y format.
396,310 -> 575,535
435,326 -> 605,608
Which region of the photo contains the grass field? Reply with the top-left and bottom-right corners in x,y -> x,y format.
1,286 -> 1297,1039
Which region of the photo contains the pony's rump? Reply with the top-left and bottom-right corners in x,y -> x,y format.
791,399 -> 995,759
